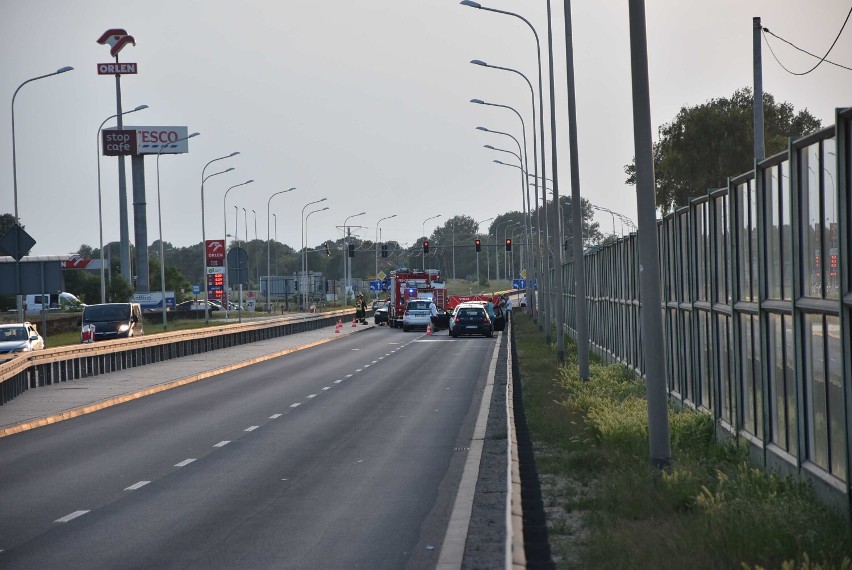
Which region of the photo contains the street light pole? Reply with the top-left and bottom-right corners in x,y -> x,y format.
266,187 -> 295,311
97,104 -> 148,304
421,214 -> 442,271
375,214 -> 398,293
223,180 -> 254,321
305,206 -> 330,309
10,65 -> 74,321
200,151 -> 239,323
301,198 -> 327,309
156,132 -> 199,329
343,211 -> 367,303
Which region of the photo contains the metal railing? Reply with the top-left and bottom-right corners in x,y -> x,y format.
560,107 -> 851,514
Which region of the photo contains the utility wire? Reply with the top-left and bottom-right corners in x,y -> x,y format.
761,5 -> 852,75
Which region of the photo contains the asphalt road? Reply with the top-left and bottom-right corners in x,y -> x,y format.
0,326 -> 498,569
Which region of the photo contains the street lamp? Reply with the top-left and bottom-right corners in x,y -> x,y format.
10,65 -> 74,320
200,151 -> 239,323
343,211 -> 367,304
421,214 -> 442,271
475,216 -> 494,284
305,206 -> 330,309
155,131 -> 200,330
97,104 -> 148,304
301,198 -> 327,309
223,179 -> 254,320
266,187 -> 296,311
375,214 -> 398,293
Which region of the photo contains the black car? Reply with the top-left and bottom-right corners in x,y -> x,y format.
374,301 -> 390,325
449,303 -> 493,338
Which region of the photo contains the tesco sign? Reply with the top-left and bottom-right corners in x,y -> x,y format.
122,125 -> 190,154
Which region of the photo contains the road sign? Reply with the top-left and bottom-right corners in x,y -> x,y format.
377,271 -> 386,280
513,279 -> 527,290
0,225 -> 36,261
226,247 -> 249,285
192,284 -> 200,295
369,280 -> 382,291
521,269 -> 527,278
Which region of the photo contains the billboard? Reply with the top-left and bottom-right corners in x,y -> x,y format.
106,125 -> 190,154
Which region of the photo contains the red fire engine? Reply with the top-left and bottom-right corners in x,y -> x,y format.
388,269 -> 447,329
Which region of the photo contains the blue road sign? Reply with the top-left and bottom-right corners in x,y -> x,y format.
369,280 -> 382,291
192,284 -> 201,295
513,279 -> 527,289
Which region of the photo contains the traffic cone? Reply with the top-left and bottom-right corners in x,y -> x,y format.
335,321 -> 341,333
337,318 -> 343,328
426,324 -> 432,336
351,318 -> 357,328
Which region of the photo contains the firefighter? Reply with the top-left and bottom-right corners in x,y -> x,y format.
356,293 -> 368,324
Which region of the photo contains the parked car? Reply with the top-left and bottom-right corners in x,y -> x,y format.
0,322 -> 44,356
449,303 -> 493,338
402,299 -> 432,332
371,299 -> 387,311
374,301 -> 390,325
176,300 -> 221,312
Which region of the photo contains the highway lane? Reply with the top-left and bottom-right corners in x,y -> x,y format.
0,326 -> 498,568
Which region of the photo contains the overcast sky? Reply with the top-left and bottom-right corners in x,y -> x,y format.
3,0 -> 851,257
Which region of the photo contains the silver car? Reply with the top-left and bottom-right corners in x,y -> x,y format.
402,299 -> 432,332
0,322 -> 45,356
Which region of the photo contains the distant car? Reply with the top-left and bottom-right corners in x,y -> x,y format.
371,299 -> 387,311
175,300 -> 220,312
449,303 -> 493,338
402,299 -> 432,332
0,322 -> 45,355
374,301 -> 390,325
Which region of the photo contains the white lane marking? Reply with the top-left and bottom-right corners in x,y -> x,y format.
55,510 -> 89,523
322,387 -> 330,391
334,379 -> 343,384
124,481 -> 150,491
371,360 -> 378,364
270,414 -> 282,419
245,426 -> 259,432
356,368 -> 363,372
346,374 -> 353,378
290,403 -> 301,408
388,342 -> 401,345
363,365 -> 371,369
214,441 -> 230,447
351,348 -> 360,351
306,394 -> 317,399
378,356 -> 385,360
175,458 -> 196,467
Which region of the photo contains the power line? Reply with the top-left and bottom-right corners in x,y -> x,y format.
761,6 -> 852,75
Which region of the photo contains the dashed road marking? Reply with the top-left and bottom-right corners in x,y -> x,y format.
245,426 -> 259,432
307,394 -> 317,399
290,403 -> 301,408
322,387 -> 330,391
55,510 -> 89,523
334,379 -> 343,384
175,458 -> 196,467
346,374 -> 353,378
124,481 -> 150,491
270,414 -> 282,419
214,441 -> 230,447
356,368 -> 363,372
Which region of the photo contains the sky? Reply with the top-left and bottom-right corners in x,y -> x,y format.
2,0 -> 851,257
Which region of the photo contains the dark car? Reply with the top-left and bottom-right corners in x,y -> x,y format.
374,301 -> 390,325
450,303 -> 493,338
79,303 -> 143,342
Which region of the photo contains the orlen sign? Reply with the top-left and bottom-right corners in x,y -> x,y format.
206,239 -> 225,267
123,125 -> 190,154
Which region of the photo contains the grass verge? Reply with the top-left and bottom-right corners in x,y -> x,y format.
513,313 -> 852,569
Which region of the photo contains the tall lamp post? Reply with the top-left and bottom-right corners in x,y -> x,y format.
375,214 -> 397,293
200,151 -> 239,323
304,206 -> 330,308
475,216 -> 494,285
266,187 -> 295,311
301,198 -> 327,309
223,180 -> 254,320
421,214 -> 442,271
97,104 -> 148,304
11,65 -> 74,321
156,132 -> 199,329
343,211 -> 367,304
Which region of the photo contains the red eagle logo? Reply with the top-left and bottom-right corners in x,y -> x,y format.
97,29 -> 136,57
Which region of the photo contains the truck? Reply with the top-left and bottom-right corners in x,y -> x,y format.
130,291 -> 177,312
387,269 -> 447,329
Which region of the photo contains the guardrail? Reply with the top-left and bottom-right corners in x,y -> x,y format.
0,310 -> 357,407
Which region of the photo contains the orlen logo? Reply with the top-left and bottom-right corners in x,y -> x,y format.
96,29 -> 136,57
206,240 -> 225,259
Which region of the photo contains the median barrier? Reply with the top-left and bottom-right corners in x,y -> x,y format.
0,309 -> 358,406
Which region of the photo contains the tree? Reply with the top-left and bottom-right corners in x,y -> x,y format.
624,88 -> 821,214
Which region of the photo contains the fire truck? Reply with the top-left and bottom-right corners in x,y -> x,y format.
387,269 -> 447,329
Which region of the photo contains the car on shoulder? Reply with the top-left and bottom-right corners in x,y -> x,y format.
0,322 -> 45,356
374,301 -> 390,325
402,299 -> 432,332
371,299 -> 387,311
449,303 -> 493,338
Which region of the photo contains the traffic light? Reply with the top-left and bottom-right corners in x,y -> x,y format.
505,238 -> 512,252
324,242 -> 331,256
348,243 -> 355,257
381,243 -> 388,258
475,239 -> 481,253
423,241 -> 429,254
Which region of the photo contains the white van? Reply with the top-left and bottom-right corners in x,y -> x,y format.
25,292 -> 85,313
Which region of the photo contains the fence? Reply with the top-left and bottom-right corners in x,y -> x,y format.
561,107 -> 851,513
